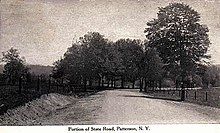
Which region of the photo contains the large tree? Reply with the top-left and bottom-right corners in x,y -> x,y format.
102,41 -> 124,87
53,32 -> 113,90
142,47 -> 164,91
79,32 -> 109,87
1,47 -> 29,84
115,39 -> 144,88
145,3 -> 211,100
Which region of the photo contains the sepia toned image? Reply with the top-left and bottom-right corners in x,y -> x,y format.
0,0 -> 220,126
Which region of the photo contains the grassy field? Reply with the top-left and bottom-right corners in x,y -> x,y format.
144,87 -> 220,108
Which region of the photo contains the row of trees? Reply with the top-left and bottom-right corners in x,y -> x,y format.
1,41 -> 218,90
52,32 -> 164,91
51,30 -> 216,92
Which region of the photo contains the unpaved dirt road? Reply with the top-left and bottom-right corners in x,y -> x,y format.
34,89 -> 220,125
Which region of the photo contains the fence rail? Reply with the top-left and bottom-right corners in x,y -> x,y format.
144,87 -> 220,108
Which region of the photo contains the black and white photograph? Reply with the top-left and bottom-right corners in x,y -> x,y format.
0,0 -> 220,132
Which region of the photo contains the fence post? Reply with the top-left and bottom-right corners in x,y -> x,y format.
205,92 -> 208,101
194,91 -> 197,100
19,76 -> 22,94
37,76 -> 40,92
48,77 -> 51,93
113,78 -> 116,89
62,78 -> 64,93
56,80 -> 59,92
181,90 -> 185,101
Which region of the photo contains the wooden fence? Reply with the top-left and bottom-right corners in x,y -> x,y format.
144,87 -> 220,108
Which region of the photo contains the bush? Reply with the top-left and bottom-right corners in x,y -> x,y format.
161,79 -> 175,88
192,75 -> 203,87
0,73 -> 7,85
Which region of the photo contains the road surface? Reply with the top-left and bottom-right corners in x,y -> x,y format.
34,89 -> 220,125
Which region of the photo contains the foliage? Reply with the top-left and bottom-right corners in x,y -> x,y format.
52,32 -> 146,87
53,32 -> 116,85
143,47 -> 164,81
114,39 -> 144,82
80,32 -> 109,81
1,47 -> 29,84
203,65 -> 220,87
145,3 -> 211,80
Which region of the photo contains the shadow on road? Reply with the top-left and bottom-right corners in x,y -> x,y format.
120,95 -> 182,102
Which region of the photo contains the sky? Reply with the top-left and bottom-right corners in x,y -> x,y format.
0,0 -> 220,66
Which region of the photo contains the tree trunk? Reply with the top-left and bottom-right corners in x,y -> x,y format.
98,76 -> 101,87
107,79 -> 110,87
144,78 -> 147,92
139,78 -> 143,92
83,77 -> 87,92
159,80 -> 162,90
175,80 -> 178,89
181,76 -> 185,101
113,78 -> 116,88
111,78 -> 114,88
121,76 -> 124,88
153,80 -> 156,91
132,81 -> 135,89
181,85 -> 185,101
89,79 -> 92,87
101,75 -> 104,87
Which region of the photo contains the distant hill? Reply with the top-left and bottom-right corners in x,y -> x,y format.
0,64 -> 53,75
28,65 -> 53,76
216,64 -> 220,69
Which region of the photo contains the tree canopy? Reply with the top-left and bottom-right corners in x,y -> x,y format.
52,32 -> 148,89
145,3 -> 211,79
1,47 -> 29,84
